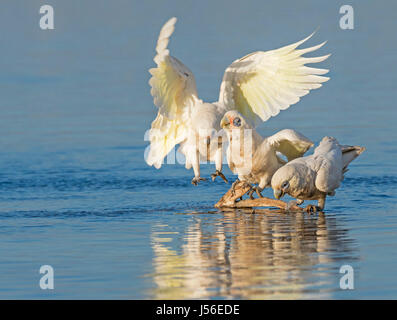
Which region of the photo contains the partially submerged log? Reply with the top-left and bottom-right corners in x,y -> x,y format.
214,181 -> 303,211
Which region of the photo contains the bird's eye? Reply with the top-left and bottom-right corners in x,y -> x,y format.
282,181 -> 289,188
233,117 -> 241,127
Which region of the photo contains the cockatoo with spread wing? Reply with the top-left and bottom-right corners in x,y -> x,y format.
220,111 -> 314,198
145,17 -> 330,185
271,137 -> 365,212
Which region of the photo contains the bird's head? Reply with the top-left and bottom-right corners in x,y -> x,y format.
319,136 -> 339,148
220,111 -> 251,130
314,136 -> 341,154
271,165 -> 298,199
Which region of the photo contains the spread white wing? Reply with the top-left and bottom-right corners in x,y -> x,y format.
267,129 -> 314,162
218,33 -> 330,126
146,17 -> 200,168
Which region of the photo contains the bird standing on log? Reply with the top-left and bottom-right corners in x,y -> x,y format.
271,136 -> 365,212
220,111 -> 313,198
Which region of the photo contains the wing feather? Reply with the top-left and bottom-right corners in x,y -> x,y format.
146,17 -> 200,168
315,157 -> 342,193
218,33 -> 330,125
267,129 -> 314,162
146,114 -> 188,169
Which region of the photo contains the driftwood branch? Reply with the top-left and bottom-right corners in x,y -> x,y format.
214,181 -> 303,211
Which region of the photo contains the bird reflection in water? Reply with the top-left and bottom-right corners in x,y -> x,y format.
148,209 -> 358,299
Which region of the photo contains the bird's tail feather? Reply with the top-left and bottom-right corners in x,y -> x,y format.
341,145 -> 366,171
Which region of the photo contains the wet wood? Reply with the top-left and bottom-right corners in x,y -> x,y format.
214,181 -> 303,211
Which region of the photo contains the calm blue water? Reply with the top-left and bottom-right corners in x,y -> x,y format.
1,0 -> 397,299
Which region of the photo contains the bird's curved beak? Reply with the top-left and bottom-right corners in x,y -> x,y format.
274,189 -> 284,200
220,117 -> 230,129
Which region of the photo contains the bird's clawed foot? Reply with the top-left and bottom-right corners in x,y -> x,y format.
286,200 -> 298,211
304,205 -> 322,214
211,170 -> 228,183
191,176 -> 207,186
247,186 -> 263,200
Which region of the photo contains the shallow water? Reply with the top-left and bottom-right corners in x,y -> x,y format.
1,1 -> 397,299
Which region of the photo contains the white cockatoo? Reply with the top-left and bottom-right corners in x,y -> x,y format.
145,17 -> 330,185
220,111 -> 314,198
271,136 -> 365,212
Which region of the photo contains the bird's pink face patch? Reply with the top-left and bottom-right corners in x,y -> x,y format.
228,115 -> 234,128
